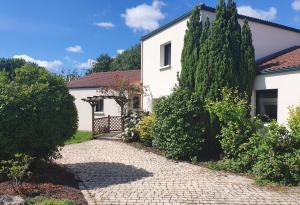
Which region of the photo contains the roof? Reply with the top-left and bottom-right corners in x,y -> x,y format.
257,46 -> 300,74
68,69 -> 141,89
141,4 -> 300,41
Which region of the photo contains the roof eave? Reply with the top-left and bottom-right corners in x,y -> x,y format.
258,66 -> 300,75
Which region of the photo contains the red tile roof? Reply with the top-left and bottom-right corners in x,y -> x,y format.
68,69 -> 141,89
258,46 -> 300,73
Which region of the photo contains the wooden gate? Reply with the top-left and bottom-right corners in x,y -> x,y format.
93,115 -> 122,136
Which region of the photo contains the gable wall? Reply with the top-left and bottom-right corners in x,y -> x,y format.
142,10 -> 300,111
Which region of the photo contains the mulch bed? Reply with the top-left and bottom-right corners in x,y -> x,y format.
0,163 -> 88,205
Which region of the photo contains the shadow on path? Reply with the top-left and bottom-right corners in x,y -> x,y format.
66,162 -> 153,190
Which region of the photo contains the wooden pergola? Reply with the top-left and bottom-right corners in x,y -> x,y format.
82,95 -> 128,137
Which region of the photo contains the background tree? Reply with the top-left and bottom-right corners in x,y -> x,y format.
87,54 -> 113,74
60,68 -> 81,82
111,44 -> 141,71
0,58 -> 26,80
180,6 -> 202,91
240,19 -> 255,98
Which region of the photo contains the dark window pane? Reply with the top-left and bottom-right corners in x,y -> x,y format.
256,89 -> 278,122
164,43 -> 171,66
95,99 -> 104,112
133,96 -> 140,109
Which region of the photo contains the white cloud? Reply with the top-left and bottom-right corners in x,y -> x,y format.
78,59 -> 96,69
121,0 -> 166,32
292,0 -> 300,11
66,45 -> 83,53
237,6 -> 277,21
117,49 -> 125,54
13,54 -> 63,71
94,22 -> 115,28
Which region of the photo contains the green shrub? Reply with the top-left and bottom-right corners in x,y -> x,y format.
136,113 -> 156,146
0,65 -> 78,160
122,111 -> 145,142
206,88 -> 263,160
250,122 -> 300,185
0,153 -> 33,185
152,88 -> 207,161
288,105 -> 300,144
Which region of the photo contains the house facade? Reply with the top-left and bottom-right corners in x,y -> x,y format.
68,70 -> 141,131
141,4 -> 300,124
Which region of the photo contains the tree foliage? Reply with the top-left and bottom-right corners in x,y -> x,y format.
88,54 -> 113,74
240,19 -> 255,98
0,58 -> 27,80
195,17 -> 211,100
111,44 -> 141,71
180,6 -> 202,91
0,65 -> 78,160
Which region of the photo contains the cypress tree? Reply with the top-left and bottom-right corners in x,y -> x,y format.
241,19 -> 255,98
207,0 -> 233,100
195,17 -> 211,99
180,6 -> 202,91
226,0 -> 241,88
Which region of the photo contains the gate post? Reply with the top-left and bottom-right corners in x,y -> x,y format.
108,115 -> 111,132
91,104 -> 96,139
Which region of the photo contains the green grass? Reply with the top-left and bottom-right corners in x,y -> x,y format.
65,131 -> 92,145
26,197 -> 74,205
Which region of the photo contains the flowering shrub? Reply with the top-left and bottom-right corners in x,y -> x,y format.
122,111 -> 146,142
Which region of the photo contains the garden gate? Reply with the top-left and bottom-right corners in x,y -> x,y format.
93,115 -> 122,137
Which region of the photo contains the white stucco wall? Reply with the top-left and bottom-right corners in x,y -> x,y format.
70,88 -> 121,131
142,9 -> 300,115
253,71 -> 300,124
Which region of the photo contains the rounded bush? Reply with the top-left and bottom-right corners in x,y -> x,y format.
0,65 -> 78,160
152,88 -> 207,161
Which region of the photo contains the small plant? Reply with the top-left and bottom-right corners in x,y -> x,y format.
136,113 -> 156,146
25,197 -> 75,205
122,111 -> 146,142
0,153 -> 33,185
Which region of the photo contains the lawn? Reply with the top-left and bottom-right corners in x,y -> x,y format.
65,131 -> 92,145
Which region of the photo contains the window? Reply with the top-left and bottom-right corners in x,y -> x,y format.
164,43 -> 171,66
95,99 -> 104,112
133,96 -> 141,109
160,42 -> 171,68
256,89 -> 278,122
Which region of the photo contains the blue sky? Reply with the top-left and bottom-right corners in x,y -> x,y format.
0,0 -> 300,73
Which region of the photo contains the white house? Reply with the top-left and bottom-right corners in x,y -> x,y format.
68,70 -> 141,131
141,4 -> 300,124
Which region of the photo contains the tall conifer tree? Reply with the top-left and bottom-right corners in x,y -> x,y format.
180,6 -> 202,91
207,0 -> 233,100
241,19 -> 255,98
195,17 -> 211,99
226,0 -> 241,88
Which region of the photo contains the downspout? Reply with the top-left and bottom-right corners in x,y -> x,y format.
141,39 -> 144,111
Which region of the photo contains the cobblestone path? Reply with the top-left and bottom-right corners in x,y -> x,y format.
57,138 -> 300,205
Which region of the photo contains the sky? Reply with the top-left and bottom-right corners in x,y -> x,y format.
0,0 -> 300,73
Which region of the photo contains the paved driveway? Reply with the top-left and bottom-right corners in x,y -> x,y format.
57,138 -> 300,205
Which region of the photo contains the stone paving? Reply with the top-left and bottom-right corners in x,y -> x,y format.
57,138 -> 300,205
